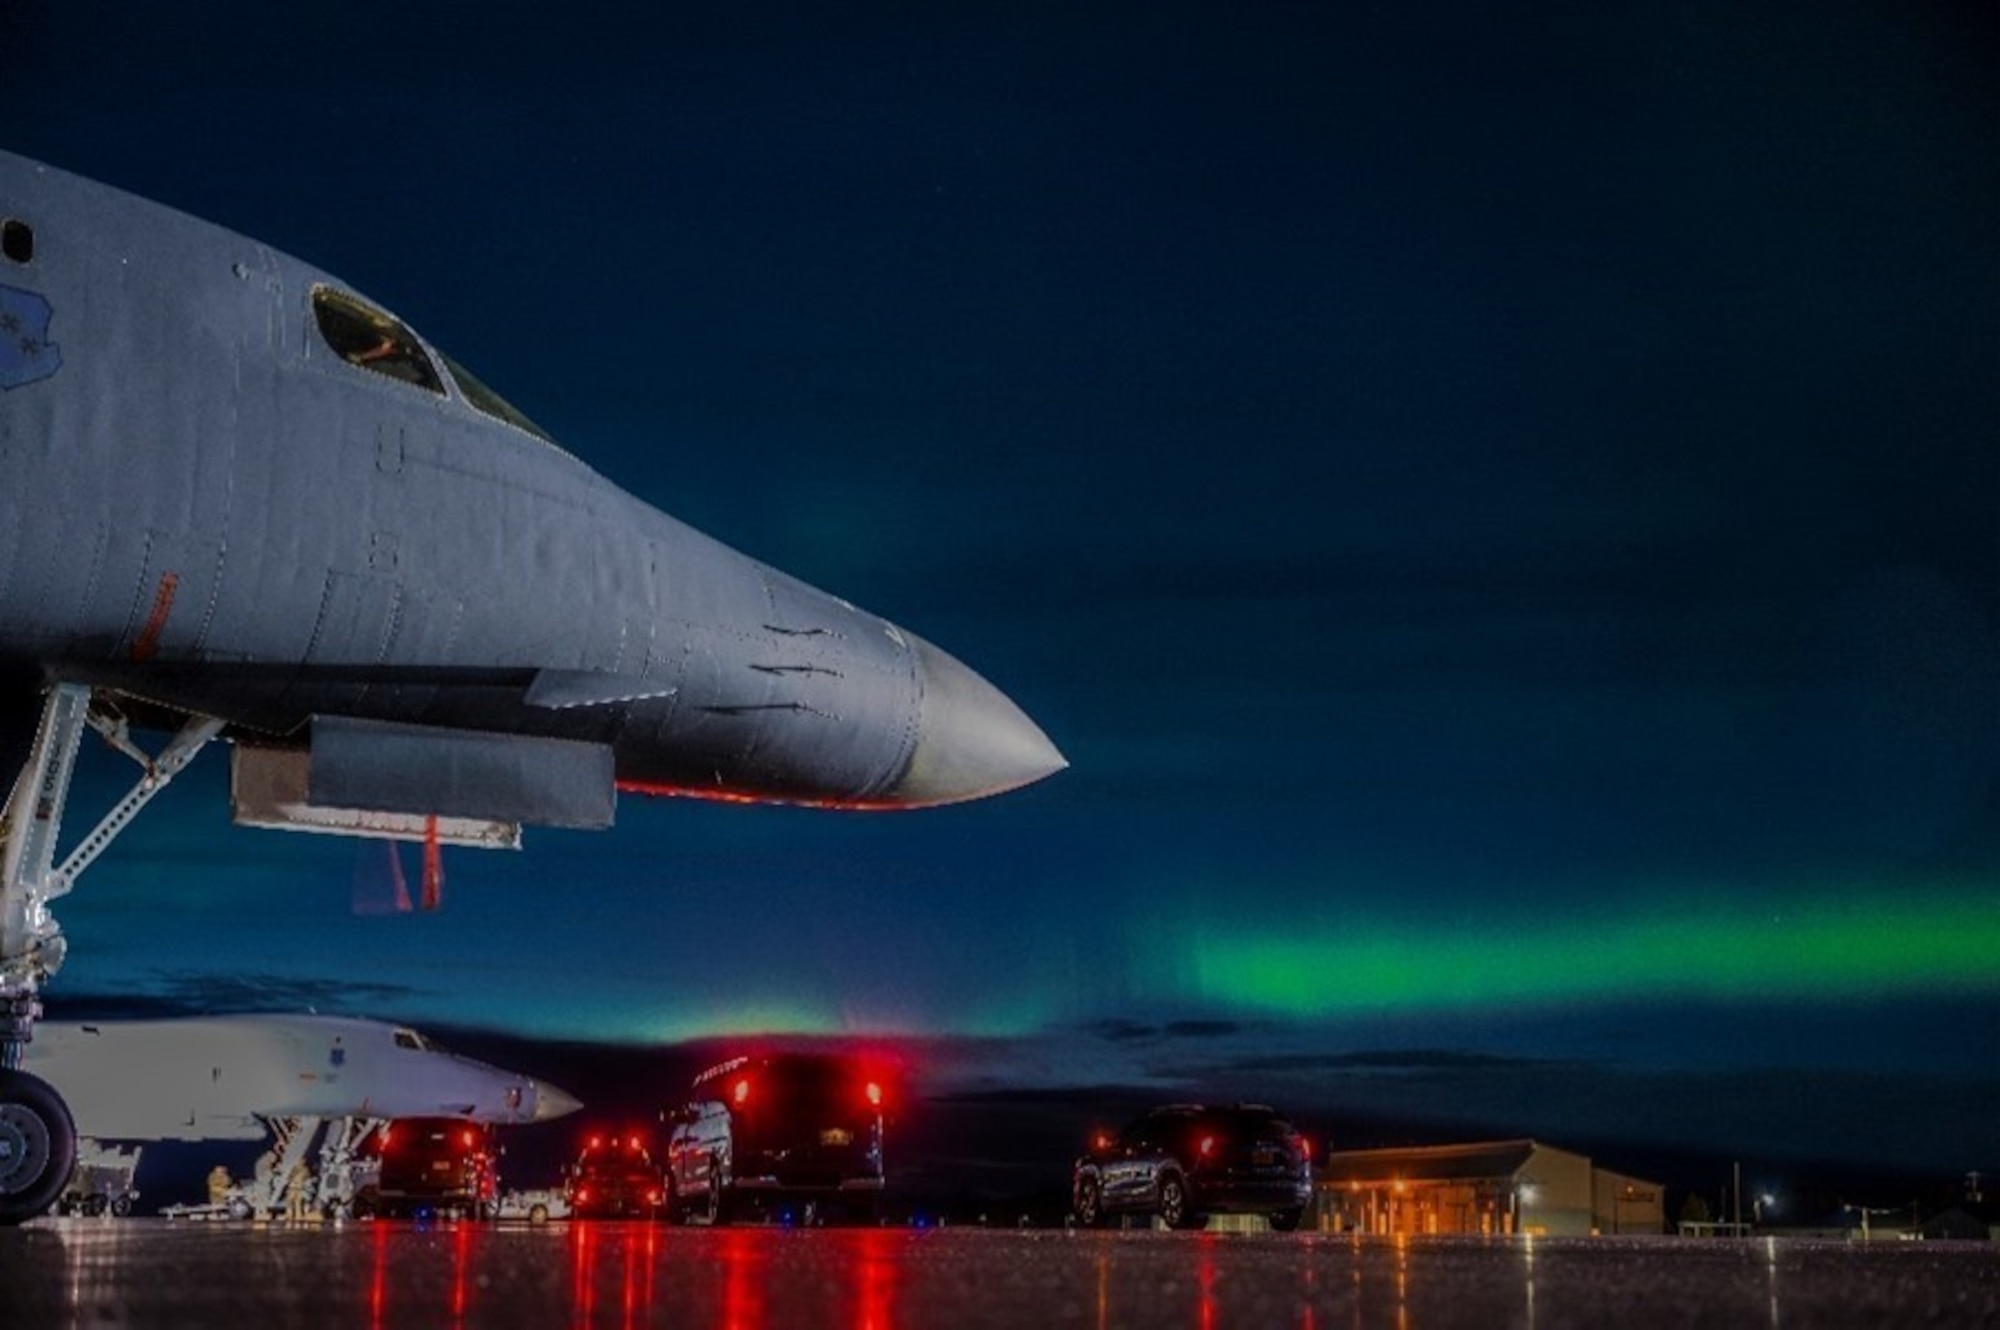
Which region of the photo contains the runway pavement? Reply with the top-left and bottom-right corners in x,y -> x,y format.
1,1220 -> 1995,1328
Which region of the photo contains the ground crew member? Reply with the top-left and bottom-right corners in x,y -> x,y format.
284,1162 -> 311,1223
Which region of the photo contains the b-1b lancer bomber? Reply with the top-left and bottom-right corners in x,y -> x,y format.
29,1013 -> 580,1219
0,150 -> 1063,1221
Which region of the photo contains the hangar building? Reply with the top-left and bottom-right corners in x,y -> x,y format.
1314,1139 -> 1664,1236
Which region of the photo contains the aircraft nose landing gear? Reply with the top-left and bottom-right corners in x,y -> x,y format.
0,1066 -> 75,1223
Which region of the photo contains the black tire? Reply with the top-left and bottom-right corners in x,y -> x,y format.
1268,1208 -> 1302,1233
702,1165 -> 725,1226
111,1195 -> 133,1219
0,1068 -> 76,1224
1074,1175 -> 1104,1228
1157,1173 -> 1201,1230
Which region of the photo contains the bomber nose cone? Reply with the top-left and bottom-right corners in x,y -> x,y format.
891,633 -> 1066,806
531,1081 -> 583,1122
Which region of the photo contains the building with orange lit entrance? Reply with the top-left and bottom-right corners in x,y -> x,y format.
1314,1140 -> 1663,1236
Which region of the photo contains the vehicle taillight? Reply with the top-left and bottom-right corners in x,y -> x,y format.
865,1081 -> 883,1108
462,1130 -> 475,1149
733,1078 -> 751,1106
1198,1135 -> 1216,1158
576,1186 -> 591,1204
1091,1131 -> 1112,1153
1299,1137 -> 1312,1161
380,1126 -> 394,1150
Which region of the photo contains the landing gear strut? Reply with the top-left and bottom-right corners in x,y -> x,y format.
0,682 -> 221,1224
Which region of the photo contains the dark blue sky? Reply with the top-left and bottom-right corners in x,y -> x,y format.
4,0 -> 1995,1182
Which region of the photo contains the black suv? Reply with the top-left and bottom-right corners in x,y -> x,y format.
565,1133 -> 668,1220
663,1053 -> 887,1224
1072,1104 -> 1312,1231
367,1117 -> 499,1220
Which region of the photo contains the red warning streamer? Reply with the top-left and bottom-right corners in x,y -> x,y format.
130,571 -> 180,662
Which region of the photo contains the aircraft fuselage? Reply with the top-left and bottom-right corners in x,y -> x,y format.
0,151 -> 1061,816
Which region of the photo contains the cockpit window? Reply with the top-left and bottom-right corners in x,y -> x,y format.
440,351 -> 555,444
312,285 -> 445,395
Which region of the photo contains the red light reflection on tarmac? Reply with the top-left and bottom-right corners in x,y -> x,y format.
846,1227 -> 897,1330
366,1220 -> 482,1330
721,1228 -> 768,1330
571,1220 -> 597,1325
452,1220 -> 470,1322
360,1220 -> 907,1329
568,1219 -> 658,1330
1197,1234 -> 1217,1330
643,1215 -> 660,1316
568,1216 -> 676,1320
369,1222 -> 388,1329
619,1222 -> 640,1326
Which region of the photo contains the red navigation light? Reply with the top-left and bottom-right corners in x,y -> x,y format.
733,1078 -> 751,1106
865,1081 -> 883,1108
380,1125 -> 394,1150
1091,1131 -> 1112,1153
589,1134 -> 603,1150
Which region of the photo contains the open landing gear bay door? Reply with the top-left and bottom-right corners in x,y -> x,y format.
230,716 -> 616,849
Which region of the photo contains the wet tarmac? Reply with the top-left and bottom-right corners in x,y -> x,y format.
1,1220 -> 1996,1329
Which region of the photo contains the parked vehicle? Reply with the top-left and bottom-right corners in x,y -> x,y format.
493,1187 -> 572,1224
54,1141 -> 141,1217
664,1053 -> 887,1224
565,1133 -> 668,1219
365,1117 -> 499,1220
1072,1104 -> 1312,1231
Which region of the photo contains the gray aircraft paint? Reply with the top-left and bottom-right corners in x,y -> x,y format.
26,1015 -> 579,1141
0,150 -> 1062,822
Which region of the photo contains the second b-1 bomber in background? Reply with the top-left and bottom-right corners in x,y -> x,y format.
0,149 -> 1063,1222
26,1013 -> 578,1220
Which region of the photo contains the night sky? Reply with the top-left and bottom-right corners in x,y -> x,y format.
4,0 -> 1995,1196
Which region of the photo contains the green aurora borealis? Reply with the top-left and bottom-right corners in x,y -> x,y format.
1188,886 -> 2000,1015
